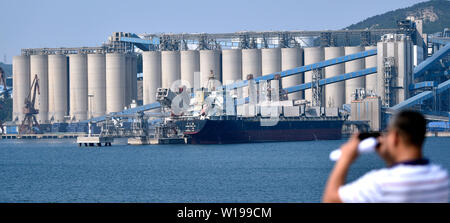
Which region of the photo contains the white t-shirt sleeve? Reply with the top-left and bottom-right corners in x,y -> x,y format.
338,170 -> 383,203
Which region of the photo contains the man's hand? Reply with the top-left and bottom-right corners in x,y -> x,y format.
322,133 -> 361,203
339,133 -> 360,163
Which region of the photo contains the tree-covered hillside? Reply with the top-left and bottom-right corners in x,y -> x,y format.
346,0 -> 450,34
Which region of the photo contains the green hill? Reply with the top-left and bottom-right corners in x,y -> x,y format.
346,0 -> 450,34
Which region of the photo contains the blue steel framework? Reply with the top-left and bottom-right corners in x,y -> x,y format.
413,43 -> 450,79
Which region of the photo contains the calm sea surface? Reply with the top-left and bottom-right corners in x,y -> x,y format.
0,137 -> 449,203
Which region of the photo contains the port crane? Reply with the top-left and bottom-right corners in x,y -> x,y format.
19,74 -> 42,134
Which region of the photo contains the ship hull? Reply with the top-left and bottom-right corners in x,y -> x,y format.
175,118 -> 344,144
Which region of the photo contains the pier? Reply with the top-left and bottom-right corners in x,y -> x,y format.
77,136 -> 114,147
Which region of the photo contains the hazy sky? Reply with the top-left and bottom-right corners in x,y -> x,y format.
0,0 -> 426,63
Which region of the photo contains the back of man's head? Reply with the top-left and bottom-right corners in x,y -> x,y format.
390,110 -> 426,148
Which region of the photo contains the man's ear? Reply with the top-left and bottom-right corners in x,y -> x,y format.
393,130 -> 400,148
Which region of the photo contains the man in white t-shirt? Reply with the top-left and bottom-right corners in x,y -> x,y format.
323,110 -> 449,203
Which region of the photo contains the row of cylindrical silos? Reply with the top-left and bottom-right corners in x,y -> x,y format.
12,53 -> 137,124
142,47 -> 378,106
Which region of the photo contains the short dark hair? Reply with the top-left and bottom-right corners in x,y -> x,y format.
390,110 -> 426,148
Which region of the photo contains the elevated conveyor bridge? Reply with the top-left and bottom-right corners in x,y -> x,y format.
413,43 -> 450,79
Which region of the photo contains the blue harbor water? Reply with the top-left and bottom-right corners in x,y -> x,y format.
0,137 -> 449,203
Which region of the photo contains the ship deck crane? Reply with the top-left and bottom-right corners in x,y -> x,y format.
19,74 -> 41,134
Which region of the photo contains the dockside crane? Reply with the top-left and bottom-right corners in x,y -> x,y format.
19,74 -> 41,134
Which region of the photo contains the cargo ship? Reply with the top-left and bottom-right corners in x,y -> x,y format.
155,76 -> 346,144
174,117 -> 344,144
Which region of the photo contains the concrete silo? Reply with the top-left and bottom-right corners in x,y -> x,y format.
406,39 -> 413,95
376,41 -> 387,103
303,47 -> 324,103
222,49 -> 242,84
161,51 -> 181,89
106,53 -> 126,113
125,54 -> 132,106
48,54 -> 68,123
124,54 -> 138,106
242,48 -> 261,79
142,51 -> 161,104
324,47 -> 345,108
131,55 -> 138,102
281,47 -> 303,100
87,53 -> 106,118
69,54 -> 88,121
397,37 -> 411,103
30,54 -> 48,124
364,46 -> 377,94
261,48 -> 281,75
12,55 -> 30,123
344,46 -> 365,104
200,50 -> 221,88
385,40 -> 397,106
180,50 -> 200,89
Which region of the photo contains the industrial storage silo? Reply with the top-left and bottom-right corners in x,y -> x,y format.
386,41 -> 397,105
87,53 -> 106,118
364,46 -> 377,94
222,49 -> 242,84
242,49 -> 261,79
386,41 -> 397,61
48,54 -> 68,123
200,50 -> 221,88
106,53 -> 126,113
125,54 -> 132,106
131,55 -> 138,102
397,37 -> 408,103
12,55 -> 30,123
124,54 -> 138,106
303,47 -> 324,104
281,47 -> 303,100
376,41 -> 387,104
161,51 -> 181,89
30,54 -> 48,123
69,54 -> 88,121
406,39 -> 413,94
142,51 -> 161,104
180,50 -> 200,89
324,47 -> 345,108
261,48 -> 281,75
344,46 -> 365,104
